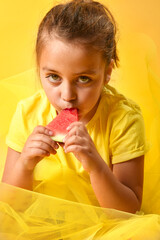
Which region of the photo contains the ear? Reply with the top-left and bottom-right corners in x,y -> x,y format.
104,59 -> 114,84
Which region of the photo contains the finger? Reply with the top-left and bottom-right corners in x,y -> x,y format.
66,121 -> 84,131
32,133 -> 59,150
27,147 -> 51,158
64,135 -> 84,149
64,144 -> 87,154
66,124 -> 85,137
30,140 -> 57,155
33,125 -> 53,136
64,125 -> 88,144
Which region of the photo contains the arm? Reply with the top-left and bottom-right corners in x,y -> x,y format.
2,126 -> 58,190
2,148 -> 34,190
64,122 -> 144,213
90,156 -> 144,213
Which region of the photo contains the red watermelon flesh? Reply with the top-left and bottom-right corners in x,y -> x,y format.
46,108 -> 78,142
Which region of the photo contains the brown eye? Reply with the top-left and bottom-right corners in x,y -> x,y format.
78,76 -> 91,84
46,74 -> 61,83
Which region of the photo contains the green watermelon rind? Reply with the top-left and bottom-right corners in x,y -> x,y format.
51,134 -> 66,142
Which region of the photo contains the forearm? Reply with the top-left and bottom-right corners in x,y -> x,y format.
89,161 -> 141,213
2,159 -> 33,191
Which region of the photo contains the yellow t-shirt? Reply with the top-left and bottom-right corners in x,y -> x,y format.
6,85 -> 147,206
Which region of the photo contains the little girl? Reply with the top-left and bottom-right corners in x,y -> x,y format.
2,0 -> 147,213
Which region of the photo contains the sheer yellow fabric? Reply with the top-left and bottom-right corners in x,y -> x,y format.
1,0 -> 160,239
1,182 -> 160,240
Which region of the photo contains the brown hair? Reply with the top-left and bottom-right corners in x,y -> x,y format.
36,0 -> 119,68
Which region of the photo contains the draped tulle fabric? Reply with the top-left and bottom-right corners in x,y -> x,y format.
1,0 -> 160,239
1,182 -> 160,240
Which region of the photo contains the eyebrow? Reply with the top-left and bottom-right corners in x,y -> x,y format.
42,67 -> 97,75
42,67 -> 60,73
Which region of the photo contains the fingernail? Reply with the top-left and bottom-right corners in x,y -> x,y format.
54,144 -> 59,149
49,131 -> 53,135
66,126 -> 71,130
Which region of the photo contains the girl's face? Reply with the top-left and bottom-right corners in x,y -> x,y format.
39,36 -> 112,124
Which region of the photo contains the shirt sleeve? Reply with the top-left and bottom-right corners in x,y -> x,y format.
6,101 -> 29,152
109,104 -> 148,164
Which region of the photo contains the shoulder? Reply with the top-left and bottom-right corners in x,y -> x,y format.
102,86 -> 147,163
88,84 -> 143,130
102,85 -> 143,121
13,89 -> 56,130
17,89 -> 47,112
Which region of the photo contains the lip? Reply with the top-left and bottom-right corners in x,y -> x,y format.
64,107 -> 79,115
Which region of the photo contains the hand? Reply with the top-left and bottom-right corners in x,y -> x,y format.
18,125 -> 59,170
63,122 -> 104,173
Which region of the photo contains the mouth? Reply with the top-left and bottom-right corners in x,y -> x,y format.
64,107 -> 79,115
56,107 -> 79,117
63,108 -> 80,120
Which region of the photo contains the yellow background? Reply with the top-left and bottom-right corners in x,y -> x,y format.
0,0 -> 160,214
0,0 -> 160,80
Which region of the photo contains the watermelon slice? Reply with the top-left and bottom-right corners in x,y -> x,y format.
46,108 -> 78,142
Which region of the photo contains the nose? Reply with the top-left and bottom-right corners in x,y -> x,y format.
61,81 -> 76,102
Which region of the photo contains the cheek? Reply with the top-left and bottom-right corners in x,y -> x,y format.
46,88 -> 59,101
79,87 -> 102,106
40,80 -> 57,101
